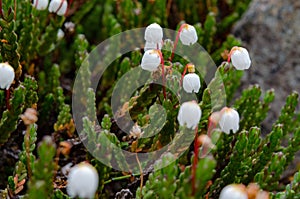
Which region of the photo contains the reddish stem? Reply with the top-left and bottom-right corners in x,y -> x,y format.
6,89 -> 10,110
66,0 -> 74,16
192,126 -> 199,196
180,63 -> 189,86
56,0 -> 64,14
0,0 -> 3,18
35,0 -> 38,8
170,24 -> 186,62
158,51 -> 166,99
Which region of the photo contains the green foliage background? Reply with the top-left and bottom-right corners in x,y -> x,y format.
0,0 -> 299,198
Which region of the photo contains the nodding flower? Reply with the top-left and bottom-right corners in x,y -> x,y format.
0,63 -> 15,90
182,64 -> 201,93
141,49 -> 161,72
48,0 -> 68,16
179,24 -> 198,46
144,23 -> 163,44
218,107 -> 240,134
67,162 -> 99,199
219,184 -> 248,199
228,46 -> 251,70
32,0 -> 49,10
177,101 -> 202,130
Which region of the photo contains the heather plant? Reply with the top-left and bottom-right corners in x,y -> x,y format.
0,0 -> 299,199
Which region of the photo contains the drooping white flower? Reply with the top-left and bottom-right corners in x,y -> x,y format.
230,46 -> 251,70
182,63 -> 201,93
67,162 -> 99,199
183,73 -> 200,93
144,41 -> 162,51
49,0 -> 68,16
219,184 -> 248,199
177,101 -> 201,130
32,0 -> 49,10
144,23 -> 163,44
179,24 -> 198,45
141,50 -> 161,71
219,107 -> 240,134
0,63 -> 15,90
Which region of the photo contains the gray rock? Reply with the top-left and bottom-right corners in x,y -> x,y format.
233,0 -> 300,130
233,0 -> 300,178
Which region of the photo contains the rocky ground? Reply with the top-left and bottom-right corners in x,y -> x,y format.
233,0 -> 300,176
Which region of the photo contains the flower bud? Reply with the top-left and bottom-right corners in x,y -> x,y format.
67,162 -> 99,199
219,107 -> 240,134
57,29 -> 65,40
0,63 -> 15,90
177,101 -> 201,130
49,0 -> 68,16
130,123 -> 143,139
179,24 -> 198,45
20,108 -> 38,125
32,0 -> 49,10
230,46 -> 251,70
219,184 -> 248,199
141,50 -> 161,71
144,23 -> 163,44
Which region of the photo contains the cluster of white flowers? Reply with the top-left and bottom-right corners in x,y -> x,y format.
141,23 -> 198,72
0,63 -> 15,90
32,0 -> 68,16
67,162 -> 99,199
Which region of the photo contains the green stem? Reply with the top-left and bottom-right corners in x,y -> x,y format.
104,174 -> 139,184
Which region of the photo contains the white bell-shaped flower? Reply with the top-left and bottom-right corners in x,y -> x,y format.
141,50 -> 161,71
144,23 -> 163,44
183,73 -> 200,93
144,41 -> 162,51
219,184 -> 248,199
32,0 -> 49,10
49,0 -> 68,16
230,46 -> 251,70
179,24 -> 198,45
0,63 -> 15,90
177,101 -> 201,130
67,162 -> 99,199
219,107 -> 240,134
